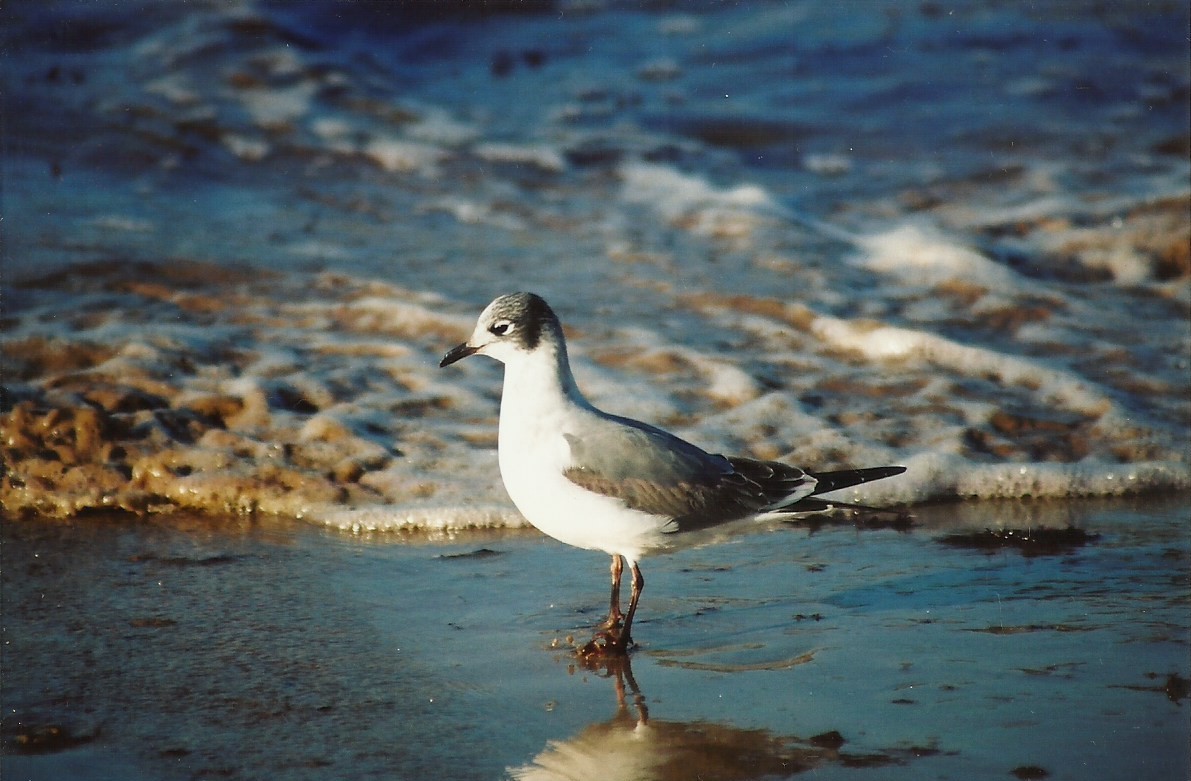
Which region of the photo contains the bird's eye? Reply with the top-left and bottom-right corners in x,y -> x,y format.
489,321 -> 513,336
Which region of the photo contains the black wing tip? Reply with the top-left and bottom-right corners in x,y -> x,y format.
807,465 -> 906,496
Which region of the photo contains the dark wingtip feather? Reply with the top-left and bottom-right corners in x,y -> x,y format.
806,466 -> 905,496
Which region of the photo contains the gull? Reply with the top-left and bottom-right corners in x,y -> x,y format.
440,292 -> 905,654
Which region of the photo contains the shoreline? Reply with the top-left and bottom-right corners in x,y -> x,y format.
2,4 -> 1188,777
3,493 -> 1188,780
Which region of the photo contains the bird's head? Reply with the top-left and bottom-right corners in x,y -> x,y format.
440,292 -> 562,368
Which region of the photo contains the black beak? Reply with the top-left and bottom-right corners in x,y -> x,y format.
439,342 -> 478,368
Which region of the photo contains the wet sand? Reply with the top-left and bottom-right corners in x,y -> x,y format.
3,496 -> 1188,780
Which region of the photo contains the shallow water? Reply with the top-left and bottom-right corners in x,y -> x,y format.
3,496 -> 1188,780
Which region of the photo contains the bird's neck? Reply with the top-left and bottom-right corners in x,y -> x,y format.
499,344 -> 591,429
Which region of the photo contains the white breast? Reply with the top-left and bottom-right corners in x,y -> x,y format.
496,364 -> 669,560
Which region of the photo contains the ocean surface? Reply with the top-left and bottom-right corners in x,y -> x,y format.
3,0 -> 1189,530
3,499 -> 1188,781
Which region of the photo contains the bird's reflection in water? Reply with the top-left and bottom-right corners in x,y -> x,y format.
508,654 -> 929,781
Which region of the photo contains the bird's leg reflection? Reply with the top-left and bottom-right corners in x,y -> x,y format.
511,649 -> 929,779
577,650 -> 649,727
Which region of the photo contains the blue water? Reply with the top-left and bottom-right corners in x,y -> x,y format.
3,497 -> 1188,780
6,1 -> 1187,524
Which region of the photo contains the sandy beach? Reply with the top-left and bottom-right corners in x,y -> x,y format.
4,496 -> 1188,780
3,2 -> 1189,779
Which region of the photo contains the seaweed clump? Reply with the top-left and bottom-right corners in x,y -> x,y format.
936,526 -> 1100,557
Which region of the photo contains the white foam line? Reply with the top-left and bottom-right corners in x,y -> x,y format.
809,315 -> 1111,417
316,504 -> 527,534
884,452 -> 1190,501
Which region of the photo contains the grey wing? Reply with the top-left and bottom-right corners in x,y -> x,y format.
562,415 -> 814,532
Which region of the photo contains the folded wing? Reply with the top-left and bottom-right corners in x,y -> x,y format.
563,416 -> 824,533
